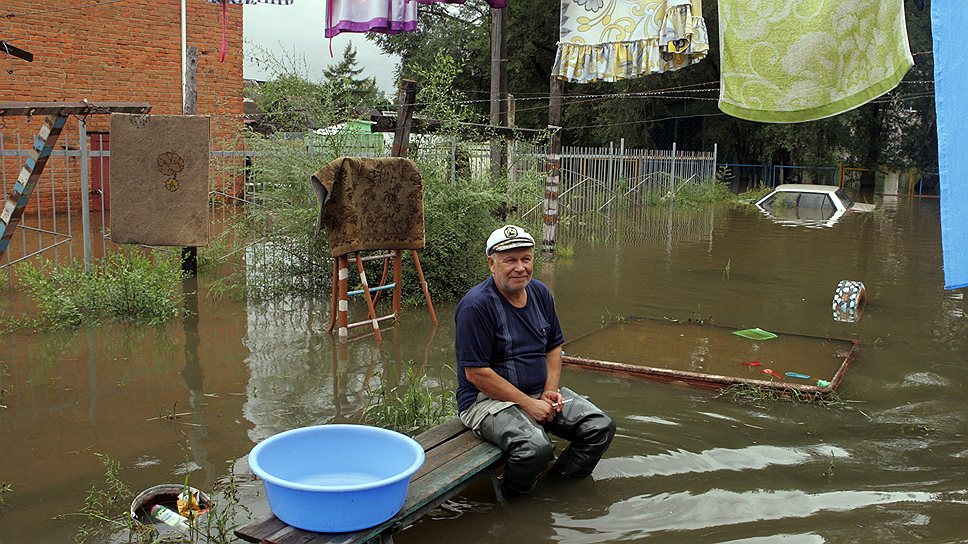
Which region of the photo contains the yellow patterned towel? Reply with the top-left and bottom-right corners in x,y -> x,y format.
553,0 -> 709,84
718,0 -> 914,123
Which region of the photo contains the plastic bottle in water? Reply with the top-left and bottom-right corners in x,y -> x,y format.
150,504 -> 190,530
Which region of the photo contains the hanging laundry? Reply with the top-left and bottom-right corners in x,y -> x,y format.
326,0 -> 418,38
553,0 -> 709,84
718,1 -> 914,123
206,0 -> 294,62
931,0 -> 968,290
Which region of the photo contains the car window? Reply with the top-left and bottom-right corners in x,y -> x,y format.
835,189 -> 854,208
798,193 -> 830,209
763,192 -> 798,209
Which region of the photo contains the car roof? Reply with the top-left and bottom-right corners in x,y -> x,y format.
771,184 -> 840,194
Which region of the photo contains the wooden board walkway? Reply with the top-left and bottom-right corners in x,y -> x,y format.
235,418 -> 504,544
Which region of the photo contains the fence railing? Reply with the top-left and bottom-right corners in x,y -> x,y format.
1,128 -> 717,283
510,140 -> 718,218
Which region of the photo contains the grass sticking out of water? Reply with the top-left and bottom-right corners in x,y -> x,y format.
0,481 -> 11,509
716,383 -> 847,408
363,365 -> 457,435
5,249 -> 184,332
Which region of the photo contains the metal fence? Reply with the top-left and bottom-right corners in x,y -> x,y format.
0,127 -> 717,286
510,140 -> 718,218
0,121 -> 250,283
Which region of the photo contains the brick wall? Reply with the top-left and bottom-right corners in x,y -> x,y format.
0,0 -> 245,215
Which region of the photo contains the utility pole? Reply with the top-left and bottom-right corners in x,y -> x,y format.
181,45 -> 199,275
489,7 -> 508,182
542,76 -> 564,255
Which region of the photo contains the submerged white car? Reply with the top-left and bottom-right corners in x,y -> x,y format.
754,184 -> 875,226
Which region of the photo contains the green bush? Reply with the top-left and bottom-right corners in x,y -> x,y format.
9,250 -> 183,330
402,159 -> 505,303
363,366 -> 457,434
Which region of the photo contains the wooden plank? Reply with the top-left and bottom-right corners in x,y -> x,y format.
391,80 -> 417,158
410,431 -> 498,483
235,516 -> 289,543
236,422 -> 503,544
0,102 -> 151,116
389,460 -> 502,533
413,418 -> 467,451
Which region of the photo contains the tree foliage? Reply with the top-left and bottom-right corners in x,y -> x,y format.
247,44 -> 389,132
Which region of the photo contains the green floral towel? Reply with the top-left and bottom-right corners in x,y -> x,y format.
718,1 -> 913,123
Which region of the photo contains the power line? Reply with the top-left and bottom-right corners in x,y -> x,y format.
565,112 -> 727,131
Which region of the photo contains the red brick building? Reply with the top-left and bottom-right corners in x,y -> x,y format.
1,0 -> 245,214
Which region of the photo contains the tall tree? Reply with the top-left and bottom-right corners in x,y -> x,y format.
322,43 -> 383,110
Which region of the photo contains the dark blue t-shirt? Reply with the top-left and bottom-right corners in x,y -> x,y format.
455,277 -> 565,413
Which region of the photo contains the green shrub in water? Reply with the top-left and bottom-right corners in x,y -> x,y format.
363,366 -> 458,434
10,250 -> 183,330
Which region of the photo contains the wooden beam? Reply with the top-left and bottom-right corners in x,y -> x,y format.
542,76 -> 564,255
391,80 -> 418,158
0,102 -> 151,117
181,45 -> 199,276
370,112 -> 543,140
489,6 -> 508,181
0,40 -> 33,62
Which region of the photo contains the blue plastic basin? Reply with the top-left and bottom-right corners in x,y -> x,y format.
248,424 -> 425,532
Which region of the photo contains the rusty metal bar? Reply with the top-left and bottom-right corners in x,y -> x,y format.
0,102 -> 151,117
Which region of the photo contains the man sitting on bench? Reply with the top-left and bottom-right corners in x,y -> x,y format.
455,225 -> 616,496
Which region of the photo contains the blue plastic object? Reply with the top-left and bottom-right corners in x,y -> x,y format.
248,424 -> 425,532
785,372 -> 811,380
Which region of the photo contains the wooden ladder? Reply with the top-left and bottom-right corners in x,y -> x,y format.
327,249 -> 438,342
0,113 -> 69,257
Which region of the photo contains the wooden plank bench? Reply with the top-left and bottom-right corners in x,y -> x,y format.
235,418 -> 504,544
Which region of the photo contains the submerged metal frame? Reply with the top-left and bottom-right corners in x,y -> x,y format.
562,318 -> 860,396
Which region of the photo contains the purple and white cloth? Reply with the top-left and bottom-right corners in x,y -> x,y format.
325,0 -> 418,38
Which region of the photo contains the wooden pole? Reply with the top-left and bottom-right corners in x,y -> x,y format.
489,7 -> 508,182
181,45 -> 199,275
392,80 -> 418,158
542,76 -> 564,255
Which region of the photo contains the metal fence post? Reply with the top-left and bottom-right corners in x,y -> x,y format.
78,117 -> 92,272
671,141 -> 678,193
712,143 -> 718,182
451,136 -> 457,184
619,137 -> 626,197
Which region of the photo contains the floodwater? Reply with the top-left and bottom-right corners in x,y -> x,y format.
2,195 -> 967,543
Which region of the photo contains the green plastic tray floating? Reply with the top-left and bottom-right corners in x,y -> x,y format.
731,327 -> 778,340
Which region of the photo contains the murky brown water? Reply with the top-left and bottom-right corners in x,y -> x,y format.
2,196 -> 967,543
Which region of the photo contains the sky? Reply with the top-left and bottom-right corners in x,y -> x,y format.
242,1 -> 401,94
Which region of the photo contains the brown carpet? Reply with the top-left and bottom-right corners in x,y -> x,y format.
311,157 -> 425,256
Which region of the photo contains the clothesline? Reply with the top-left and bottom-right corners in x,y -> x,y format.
396,80 -> 935,111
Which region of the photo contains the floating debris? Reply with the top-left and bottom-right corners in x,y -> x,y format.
732,328 -> 778,340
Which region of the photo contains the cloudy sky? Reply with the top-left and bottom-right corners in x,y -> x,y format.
242,1 -> 401,94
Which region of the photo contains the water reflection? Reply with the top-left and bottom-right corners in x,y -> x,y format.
552,488 -> 960,542
3,196 -> 968,543
240,289 -> 442,442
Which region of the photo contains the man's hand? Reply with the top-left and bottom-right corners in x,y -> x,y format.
523,396 -> 557,423
541,389 -> 564,415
